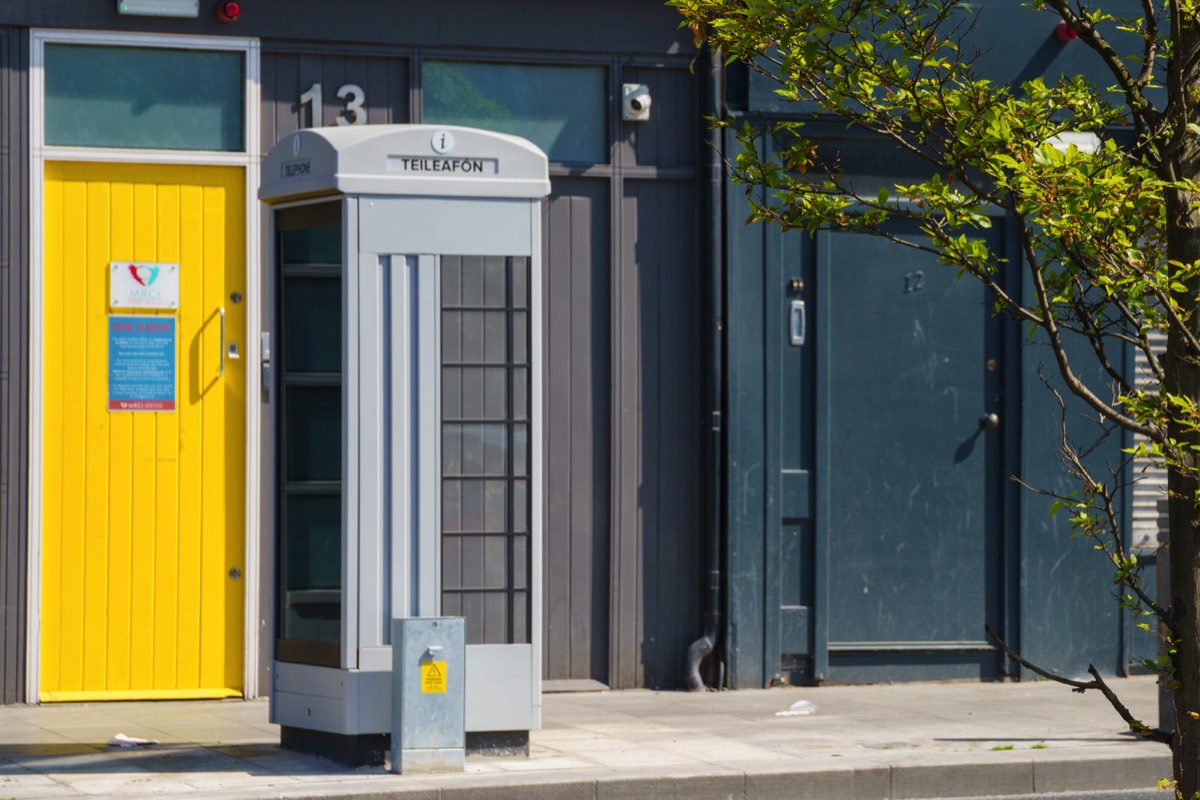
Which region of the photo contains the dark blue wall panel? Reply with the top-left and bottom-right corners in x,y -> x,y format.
1018,333 -> 1128,678
724,131 -> 771,688
746,0 -> 1160,115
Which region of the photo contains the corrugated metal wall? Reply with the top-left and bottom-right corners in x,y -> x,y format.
0,25 -> 29,705
1132,331 -> 1168,552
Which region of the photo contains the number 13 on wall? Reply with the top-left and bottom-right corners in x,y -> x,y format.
299,83 -> 366,127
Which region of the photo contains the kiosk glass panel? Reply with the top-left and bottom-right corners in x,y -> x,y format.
276,202 -> 343,667
441,256 -> 532,645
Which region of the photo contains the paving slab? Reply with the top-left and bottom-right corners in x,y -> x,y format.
0,675 -> 1174,799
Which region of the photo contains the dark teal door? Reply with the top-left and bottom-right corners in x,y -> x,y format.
817,226 -> 1003,681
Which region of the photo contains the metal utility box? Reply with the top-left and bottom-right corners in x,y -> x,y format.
260,125 -> 549,762
392,617 -> 465,773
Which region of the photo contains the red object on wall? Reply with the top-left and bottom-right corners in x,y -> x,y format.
217,1 -> 241,22
1055,20 -> 1078,41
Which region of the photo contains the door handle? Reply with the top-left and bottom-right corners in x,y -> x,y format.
979,412 -> 1000,430
219,307 -> 226,377
789,299 -> 806,347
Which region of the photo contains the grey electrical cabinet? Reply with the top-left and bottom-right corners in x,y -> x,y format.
260,125 -> 549,761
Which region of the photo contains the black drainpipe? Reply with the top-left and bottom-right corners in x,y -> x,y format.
686,45 -> 726,691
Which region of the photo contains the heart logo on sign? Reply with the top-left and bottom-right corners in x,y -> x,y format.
128,264 -> 160,287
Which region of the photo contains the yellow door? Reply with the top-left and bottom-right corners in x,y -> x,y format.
40,161 -> 246,701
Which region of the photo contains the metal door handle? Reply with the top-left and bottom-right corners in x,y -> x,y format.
261,331 -> 271,397
979,412 -> 1000,430
219,307 -> 225,377
789,299 -> 806,346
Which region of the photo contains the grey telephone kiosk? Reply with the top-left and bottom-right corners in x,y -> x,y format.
260,125 -> 549,764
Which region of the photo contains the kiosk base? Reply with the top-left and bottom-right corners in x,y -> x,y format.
280,726 -> 388,767
280,727 -> 530,766
466,730 -> 529,757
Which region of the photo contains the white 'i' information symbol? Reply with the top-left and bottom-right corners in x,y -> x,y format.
431,130 -> 455,154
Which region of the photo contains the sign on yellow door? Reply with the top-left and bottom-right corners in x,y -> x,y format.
41,162 -> 246,701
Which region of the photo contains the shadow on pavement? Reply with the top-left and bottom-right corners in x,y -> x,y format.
0,742 -> 372,776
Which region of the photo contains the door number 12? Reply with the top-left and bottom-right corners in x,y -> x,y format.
903,270 -> 925,294
299,82 -> 366,127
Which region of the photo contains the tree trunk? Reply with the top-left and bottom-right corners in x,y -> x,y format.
1165,315 -> 1200,800
1164,35 -> 1200,785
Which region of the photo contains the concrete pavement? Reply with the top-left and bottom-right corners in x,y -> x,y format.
0,675 -> 1173,799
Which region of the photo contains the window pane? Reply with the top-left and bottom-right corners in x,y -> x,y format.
512,258 -> 528,310
423,61 -> 605,163
276,203 -> 343,663
513,312 -> 528,365
484,369 -> 507,419
442,256 -> 462,305
441,256 -> 532,645
462,256 -> 484,306
512,591 -> 528,644
513,536 -> 528,590
483,257 -> 506,307
281,225 -> 341,266
281,494 -> 341,644
283,277 -> 342,373
443,424 -> 464,476
461,312 -> 484,363
484,313 -> 507,364
513,424 -> 528,477
45,44 -> 244,151
285,386 -> 341,481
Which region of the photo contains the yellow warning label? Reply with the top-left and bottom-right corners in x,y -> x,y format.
421,661 -> 447,694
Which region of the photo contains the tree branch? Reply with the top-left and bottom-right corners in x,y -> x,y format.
985,625 -> 1172,745
1043,0 -> 1160,134
1021,224 -> 1161,438
1135,0 -> 1159,94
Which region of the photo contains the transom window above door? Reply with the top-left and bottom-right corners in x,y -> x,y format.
44,44 -> 244,151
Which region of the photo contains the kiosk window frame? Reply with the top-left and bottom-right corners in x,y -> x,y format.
440,255 -> 533,645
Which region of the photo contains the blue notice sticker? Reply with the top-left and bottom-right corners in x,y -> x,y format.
108,315 -> 176,412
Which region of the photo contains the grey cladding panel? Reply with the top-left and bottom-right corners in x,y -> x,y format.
612,179 -> 705,690
359,198 -> 537,256
260,51 -> 410,153
9,0 -> 694,57
618,67 -> 701,170
542,179 -> 611,683
0,26 -> 28,705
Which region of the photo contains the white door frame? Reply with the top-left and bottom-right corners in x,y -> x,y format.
27,28 -> 263,701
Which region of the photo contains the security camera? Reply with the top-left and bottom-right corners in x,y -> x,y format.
622,83 -> 652,122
